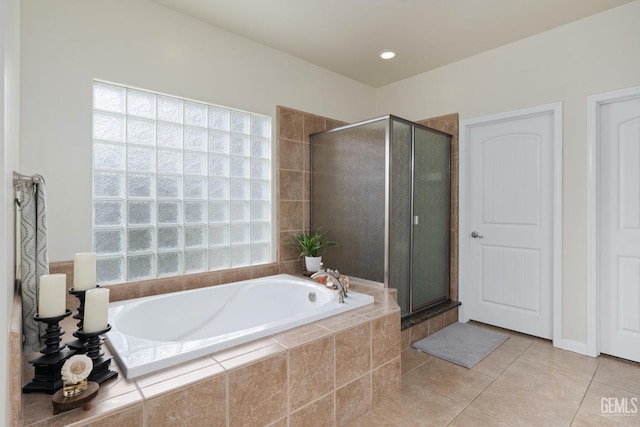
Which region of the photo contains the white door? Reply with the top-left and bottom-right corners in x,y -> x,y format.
467,112 -> 554,339
599,96 -> 640,362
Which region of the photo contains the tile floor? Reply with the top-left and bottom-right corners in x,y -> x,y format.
347,322 -> 640,426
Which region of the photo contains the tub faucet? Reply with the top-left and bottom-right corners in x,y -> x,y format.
311,269 -> 348,303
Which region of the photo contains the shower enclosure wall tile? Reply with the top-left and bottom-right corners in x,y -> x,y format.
410,319 -> 430,342
279,201 -> 304,232
278,108 -> 304,141
289,393 -> 335,427
279,138 -> 304,171
279,170 -> 304,200
303,114 -> 326,143
335,322 -> 371,388
289,336 -> 335,410
401,327 -> 411,350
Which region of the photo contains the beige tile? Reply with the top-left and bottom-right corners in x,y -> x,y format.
140,364 -> 226,399
183,270 -> 221,290
594,356 -> 640,395
401,328 -> 411,350
336,374 -> 372,426
213,337 -> 286,371
26,390 -> 143,427
70,404 -> 144,427
407,357 -> 493,404
521,339 -> 600,379
302,141 -> 311,173
428,313 -> 445,335
316,311 -> 368,333
448,406 -> 511,427
278,107 -> 304,140
104,281 -> 140,302
579,380 -> 640,425
220,266 -> 253,284
271,323 -> 332,348
373,380 -> 465,427
444,307 -> 459,326
228,353 -> 288,426
135,355 -> 217,389
371,312 -> 401,369
280,170 -> 304,201
372,357 -> 401,406
289,336 -> 335,410
303,113 -> 326,143
290,393 -> 335,427
326,118 -> 348,130
252,263 -> 280,278
571,409 -> 623,426
280,138 -> 304,171
472,333 -> 533,378
497,358 -> 591,405
470,358 -> 591,426
267,417 -> 289,427
336,322 -> 371,388
401,347 -> 432,376
138,276 -> 184,297
345,410 -> 399,427
144,375 -> 226,427
410,320 -> 429,342
279,201 -> 304,234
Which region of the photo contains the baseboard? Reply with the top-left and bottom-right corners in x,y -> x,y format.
559,338 -> 589,356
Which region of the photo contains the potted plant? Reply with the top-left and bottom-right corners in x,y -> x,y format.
287,228 -> 338,272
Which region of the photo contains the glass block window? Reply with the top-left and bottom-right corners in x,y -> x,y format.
92,81 -> 272,284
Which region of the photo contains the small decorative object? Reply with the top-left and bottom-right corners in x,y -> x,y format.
75,324 -> 118,384
52,381 -> 99,415
287,228 -> 338,272
23,310 -> 74,394
61,354 -> 93,397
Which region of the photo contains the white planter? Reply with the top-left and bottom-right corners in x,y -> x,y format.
304,256 -> 322,272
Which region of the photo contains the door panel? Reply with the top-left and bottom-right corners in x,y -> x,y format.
600,97 -> 640,362
468,112 -> 553,339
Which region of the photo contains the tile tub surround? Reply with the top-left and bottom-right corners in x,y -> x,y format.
15,281 -> 400,426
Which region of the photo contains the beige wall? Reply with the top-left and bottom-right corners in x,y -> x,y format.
375,0 -> 640,344
1,0 -> 21,423
20,0 -> 377,262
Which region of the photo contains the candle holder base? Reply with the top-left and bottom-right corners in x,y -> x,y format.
52,381 -> 99,415
75,326 -> 118,384
23,310 -> 73,395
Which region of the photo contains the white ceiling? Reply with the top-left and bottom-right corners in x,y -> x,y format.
148,0 -> 633,87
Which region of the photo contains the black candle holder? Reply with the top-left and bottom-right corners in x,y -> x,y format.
23,310 -> 74,394
75,325 -> 118,384
67,287 -> 98,353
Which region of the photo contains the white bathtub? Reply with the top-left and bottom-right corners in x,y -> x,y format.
106,274 -> 374,378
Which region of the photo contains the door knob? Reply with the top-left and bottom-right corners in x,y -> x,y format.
471,231 -> 484,239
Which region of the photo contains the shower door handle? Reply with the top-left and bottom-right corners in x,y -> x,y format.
471,231 -> 484,239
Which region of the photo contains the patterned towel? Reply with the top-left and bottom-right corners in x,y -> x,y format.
18,175 -> 49,351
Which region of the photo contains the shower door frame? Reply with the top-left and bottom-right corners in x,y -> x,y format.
310,115 -> 452,316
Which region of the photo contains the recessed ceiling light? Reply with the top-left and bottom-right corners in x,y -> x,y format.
379,50 -> 396,60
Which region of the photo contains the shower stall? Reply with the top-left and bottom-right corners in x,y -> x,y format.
310,115 -> 451,317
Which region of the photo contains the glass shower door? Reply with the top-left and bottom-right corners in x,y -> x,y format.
411,127 -> 450,310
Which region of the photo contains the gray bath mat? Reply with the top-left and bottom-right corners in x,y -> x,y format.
411,322 -> 508,368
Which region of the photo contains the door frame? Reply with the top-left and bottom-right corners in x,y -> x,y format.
459,102 -> 563,348
586,85 -> 640,357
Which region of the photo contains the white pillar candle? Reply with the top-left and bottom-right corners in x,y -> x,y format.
38,274 -> 67,318
74,252 -> 97,291
83,288 -> 110,333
